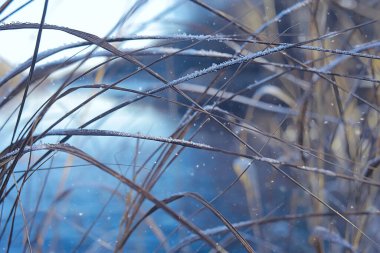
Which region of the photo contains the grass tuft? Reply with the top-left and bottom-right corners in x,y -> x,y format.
0,0 -> 380,252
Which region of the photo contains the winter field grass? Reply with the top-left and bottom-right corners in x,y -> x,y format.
0,0 -> 380,252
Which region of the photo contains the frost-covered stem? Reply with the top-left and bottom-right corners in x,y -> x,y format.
167,44 -> 292,87
2,129 -> 378,188
256,0 -> 314,34
45,129 -> 214,149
